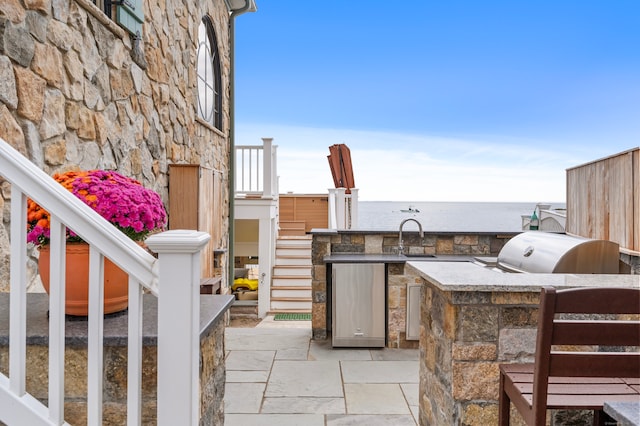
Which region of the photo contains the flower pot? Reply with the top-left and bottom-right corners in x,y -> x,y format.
38,243 -> 129,316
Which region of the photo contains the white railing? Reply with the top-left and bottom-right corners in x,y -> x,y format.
328,188 -> 359,230
235,137 -> 358,230
236,137 -> 278,198
0,137 -> 207,425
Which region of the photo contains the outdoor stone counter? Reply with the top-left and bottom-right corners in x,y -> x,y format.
311,229 -> 516,348
604,401 -> 640,426
0,293 -> 234,425
407,261 -> 640,426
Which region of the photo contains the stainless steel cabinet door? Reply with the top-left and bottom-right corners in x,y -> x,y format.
332,263 -> 385,347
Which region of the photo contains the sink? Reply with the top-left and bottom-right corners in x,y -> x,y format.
401,254 -> 437,259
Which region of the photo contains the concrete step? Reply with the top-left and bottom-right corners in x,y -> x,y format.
272,276 -> 312,287
279,229 -> 307,237
273,266 -> 311,276
271,286 -> 312,298
270,298 -> 312,310
276,238 -> 312,248
229,301 -> 258,319
276,248 -> 312,257
267,309 -> 312,314
270,296 -> 312,302
279,220 -> 306,236
277,235 -> 312,240
275,255 -> 312,266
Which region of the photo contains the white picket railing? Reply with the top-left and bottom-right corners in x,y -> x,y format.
236,138 -> 359,230
0,137 -> 207,425
236,137 -> 278,198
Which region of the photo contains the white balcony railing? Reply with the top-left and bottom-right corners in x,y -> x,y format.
235,137 -> 359,230
235,137 -> 278,198
0,137 -> 207,426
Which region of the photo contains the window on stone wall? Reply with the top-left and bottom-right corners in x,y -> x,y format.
93,0 -> 116,19
197,16 -> 223,131
93,0 -> 144,36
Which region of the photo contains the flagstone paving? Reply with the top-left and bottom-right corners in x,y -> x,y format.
224,318 -> 419,425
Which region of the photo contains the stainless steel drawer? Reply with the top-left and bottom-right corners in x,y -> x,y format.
331,263 -> 385,347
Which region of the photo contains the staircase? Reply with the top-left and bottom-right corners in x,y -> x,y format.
0,137 -> 210,425
278,220 -> 306,237
270,236 -> 312,313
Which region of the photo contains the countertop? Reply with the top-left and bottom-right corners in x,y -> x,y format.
324,253 -> 408,264
323,253 -> 471,264
405,260 -> 640,293
604,402 -> 640,426
0,293 -> 234,346
311,228 -> 516,236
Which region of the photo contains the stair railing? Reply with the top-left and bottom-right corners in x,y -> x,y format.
0,137 -> 207,425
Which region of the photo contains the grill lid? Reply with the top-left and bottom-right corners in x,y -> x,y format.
497,232 -> 619,274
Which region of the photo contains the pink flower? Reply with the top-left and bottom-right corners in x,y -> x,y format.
27,170 -> 167,246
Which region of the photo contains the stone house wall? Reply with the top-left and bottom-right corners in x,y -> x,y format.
0,0 -> 232,291
310,230 -> 515,347
620,252 -> 640,274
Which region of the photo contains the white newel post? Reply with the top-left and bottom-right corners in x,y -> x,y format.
145,230 -> 211,426
328,188 -> 337,229
271,144 -> 278,196
335,188 -> 347,230
262,137 -> 273,198
349,188 -> 359,229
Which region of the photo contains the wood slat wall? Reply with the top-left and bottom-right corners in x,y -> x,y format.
566,148 -> 639,252
279,194 -> 329,232
635,149 -> 640,253
168,164 -> 217,277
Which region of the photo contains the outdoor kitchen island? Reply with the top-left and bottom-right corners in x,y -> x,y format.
407,260 -> 640,426
311,228 -> 515,349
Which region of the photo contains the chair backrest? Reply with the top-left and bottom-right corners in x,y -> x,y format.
531,286 -> 640,419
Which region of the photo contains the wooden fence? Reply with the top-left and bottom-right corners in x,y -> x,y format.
279,194 -> 329,233
566,148 -> 639,253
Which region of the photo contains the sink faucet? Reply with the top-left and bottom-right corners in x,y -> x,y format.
398,218 -> 424,256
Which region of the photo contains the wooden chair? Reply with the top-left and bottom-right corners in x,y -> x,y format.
499,286 -> 640,426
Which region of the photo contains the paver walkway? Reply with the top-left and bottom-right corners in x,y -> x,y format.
224,316 -> 419,425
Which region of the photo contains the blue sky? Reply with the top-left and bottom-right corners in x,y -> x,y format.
233,1 -> 639,202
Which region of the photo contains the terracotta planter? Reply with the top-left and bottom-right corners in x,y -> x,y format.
38,243 -> 129,316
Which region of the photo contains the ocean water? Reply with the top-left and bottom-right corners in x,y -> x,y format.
356,201 -> 565,232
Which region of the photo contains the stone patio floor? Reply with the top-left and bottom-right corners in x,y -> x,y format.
224,316 -> 420,425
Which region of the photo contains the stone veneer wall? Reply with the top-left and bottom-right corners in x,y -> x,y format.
0,0 -> 231,292
417,283 -> 538,426
310,231 -> 514,347
621,252 -> 640,275
415,278 -> 603,426
0,312 -> 227,425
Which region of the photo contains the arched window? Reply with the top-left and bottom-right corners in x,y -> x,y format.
197,16 -> 222,130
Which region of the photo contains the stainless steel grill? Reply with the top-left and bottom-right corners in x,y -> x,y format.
496,232 -> 620,274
